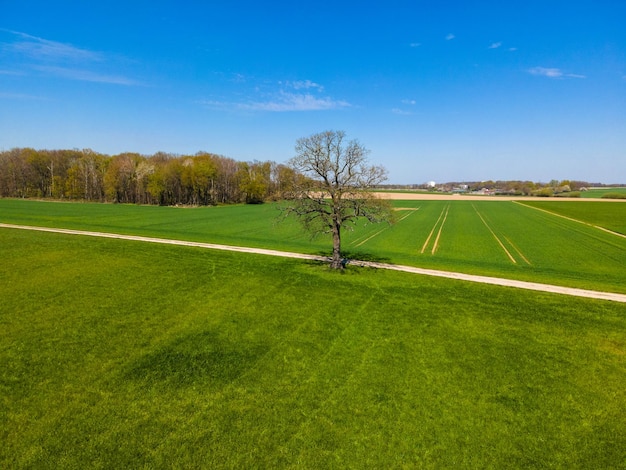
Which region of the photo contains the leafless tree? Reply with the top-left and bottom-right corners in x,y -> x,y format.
284,130 -> 393,269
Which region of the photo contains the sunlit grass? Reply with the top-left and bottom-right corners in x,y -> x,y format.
2,228 -> 626,467
519,199 -> 626,234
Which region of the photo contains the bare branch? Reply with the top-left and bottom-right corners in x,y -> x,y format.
282,130 -> 392,268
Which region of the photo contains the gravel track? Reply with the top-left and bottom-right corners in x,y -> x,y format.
3,222 -> 626,304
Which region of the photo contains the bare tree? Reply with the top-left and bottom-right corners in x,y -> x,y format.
284,130 -> 393,269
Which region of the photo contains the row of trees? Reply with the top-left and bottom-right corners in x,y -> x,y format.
0,148 -> 298,205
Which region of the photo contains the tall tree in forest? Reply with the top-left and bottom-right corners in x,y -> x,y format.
238,160 -> 271,204
283,130 -> 393,269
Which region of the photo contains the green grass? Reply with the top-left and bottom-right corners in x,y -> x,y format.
580,187 -> 626,199
349,200 -> 626,294
2,228 -> 626,468
2,198 -> 625,294
0,199 -> 315,252
519,200 -> 626,235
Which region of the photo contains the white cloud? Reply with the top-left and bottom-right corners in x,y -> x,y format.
202,91 -> 350,112
240,92 -> 349,112
528,67 -> 562,78
488,42 -> 502,49
0,69 -> 25,76
393,99 -> 417,115
528,67 -> 586,79
1,29 -> 101,62
203,77 -> 348,112
1,29 -> 139,85
410,42 -> 421,48
0,92 -> 48,100
286,80 -> 324,91
231,73 -> 246,83
198,100 -> 229,111
34,65 -> 142,86
508,47 -> 518,52
445,33 -> 455,41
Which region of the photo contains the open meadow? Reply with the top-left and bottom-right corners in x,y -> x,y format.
1,198 -> 626,467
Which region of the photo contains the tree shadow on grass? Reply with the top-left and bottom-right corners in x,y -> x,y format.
307,251 -> 393,274
124,331 -> 268,390
310,250 -> 391,265
342,251 -> 392,264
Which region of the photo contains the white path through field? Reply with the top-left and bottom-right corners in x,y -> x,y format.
2,222 -> 626,304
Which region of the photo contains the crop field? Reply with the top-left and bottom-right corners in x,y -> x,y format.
1,198 -> 625,295
0,199 -> 321,255
347,199 -> 626,294
518,199 -> 626,234
580,187 -> 626,199
2,225 -> 626,468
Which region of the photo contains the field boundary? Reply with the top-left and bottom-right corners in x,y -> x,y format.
3,222 -> 626,303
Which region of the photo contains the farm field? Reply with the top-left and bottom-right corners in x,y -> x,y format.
349,199 -> 626,294
518,200 -> 626,235
580,187 -> 626,199
2,228 -> 626,468
2,198 -> 624,294
0,199 -> 310,252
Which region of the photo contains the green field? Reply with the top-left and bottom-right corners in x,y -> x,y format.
348,199 -> 626,294
2,227 -> 626,468
581,187 -> 626,199
2,199 -> 625,294
519,200 -> 626,234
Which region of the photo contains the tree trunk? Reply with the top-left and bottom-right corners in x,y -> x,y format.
330,218 -> 343,269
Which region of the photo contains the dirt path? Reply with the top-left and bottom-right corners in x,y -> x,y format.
2,222 -> 626,304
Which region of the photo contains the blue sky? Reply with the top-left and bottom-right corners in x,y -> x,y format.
1,1 -> 625,184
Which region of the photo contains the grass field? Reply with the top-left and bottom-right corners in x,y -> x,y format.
349,199 -> 626,294
1,199 -> 625,295
518,200 -> 626,235
580,187 -> 626,199
2,227 -> 626,468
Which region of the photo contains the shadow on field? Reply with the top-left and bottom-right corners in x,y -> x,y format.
124,331 -> 268,389
341,251 -> 392,264
311,250 -> 392,265
307,251 -> 393,273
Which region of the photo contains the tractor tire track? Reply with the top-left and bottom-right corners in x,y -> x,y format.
421,205 -> 449,254
472,204 -> 518,264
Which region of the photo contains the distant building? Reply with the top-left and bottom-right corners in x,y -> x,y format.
426,181 -> 436,188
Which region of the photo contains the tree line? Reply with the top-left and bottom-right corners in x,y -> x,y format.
0,148 -> 298,205
1,131 -> 394,270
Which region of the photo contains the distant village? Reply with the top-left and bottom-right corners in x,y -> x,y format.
378,180 -> 625,197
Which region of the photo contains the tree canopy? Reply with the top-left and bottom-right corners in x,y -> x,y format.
0,148 -> 290,206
